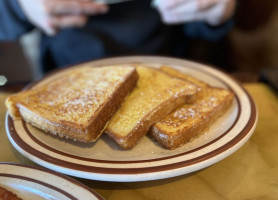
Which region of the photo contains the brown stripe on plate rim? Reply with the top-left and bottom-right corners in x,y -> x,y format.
0,173 -> 78,200
0,162 -> 104,199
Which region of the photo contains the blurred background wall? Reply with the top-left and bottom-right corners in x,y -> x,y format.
228,0 -> 278,75
0,30 -> 40,84
189,0 -> 278,81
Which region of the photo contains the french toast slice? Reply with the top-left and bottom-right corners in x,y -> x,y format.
105,65 -> 198,149
6,65 -> 138,142
149,66 -> 234,149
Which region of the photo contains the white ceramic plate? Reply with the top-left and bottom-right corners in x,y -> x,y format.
5,56 -> 257,182
0,162 -> 103,199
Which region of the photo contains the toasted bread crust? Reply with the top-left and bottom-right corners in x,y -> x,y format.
150,88 -> 234,149
5,95 -> 21,119
159,66 -> 208,88
106,91 -> 195,149
6,65 -> 138,142
150,67 -> 234,149
86,69 -> 139,141
105,66 -> 198,149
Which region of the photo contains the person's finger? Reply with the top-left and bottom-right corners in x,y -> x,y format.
197,0 -> 226,11
162,1 -> 227,25
163,0 -> 199,14
154,0 -> 192,11
161,10 -> 197,24
50,15 -> 88,28
220,0 -> 236,24
157,0 -> 198,24
158,0 -> 231,24
157,0 -> 225,12
43,23 -> 58,35
201,2 -> 227,25
45,0 -> 109,15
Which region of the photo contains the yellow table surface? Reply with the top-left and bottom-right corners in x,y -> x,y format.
1,83 -> 278,200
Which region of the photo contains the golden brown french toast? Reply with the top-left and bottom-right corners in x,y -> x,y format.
149,66 -> 234,149
5,65 -> 138,142
105,65 -> 198,149
158,66 -> 208,88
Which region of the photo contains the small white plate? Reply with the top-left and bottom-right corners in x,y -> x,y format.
5,56 -> 257,182
0,162 -> 103,199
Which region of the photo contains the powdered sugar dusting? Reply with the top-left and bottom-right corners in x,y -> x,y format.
27,66 -> 134,124
159,89 -> 226,128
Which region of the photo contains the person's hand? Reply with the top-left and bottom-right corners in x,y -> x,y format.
153,0 -> 236,26
17,0 -> 109,36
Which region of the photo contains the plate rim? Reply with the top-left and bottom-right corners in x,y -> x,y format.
5,56 -> 258,181
0,162 -> 104,199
